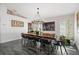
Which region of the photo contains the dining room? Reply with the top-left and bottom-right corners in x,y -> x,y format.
0,3 -> 79,55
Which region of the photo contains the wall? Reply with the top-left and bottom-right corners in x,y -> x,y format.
0,6 -> 1,42
74,11 -> 79,50
43,14 -> 74,40
0,4 -> 28,43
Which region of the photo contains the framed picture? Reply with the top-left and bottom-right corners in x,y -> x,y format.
11,20 -> 24,27
77,12 -> 79,32
43,22 -> 55,31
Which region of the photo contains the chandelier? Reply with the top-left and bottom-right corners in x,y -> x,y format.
32,8 -> 43,35
32,8 -> 43,23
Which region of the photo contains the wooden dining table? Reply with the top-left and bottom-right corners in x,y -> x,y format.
21,33 -> 56,42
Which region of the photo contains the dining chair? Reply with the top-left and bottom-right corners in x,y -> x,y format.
21,34 -> 28,47
40,38 -> 52,54
27,35 -> 35,47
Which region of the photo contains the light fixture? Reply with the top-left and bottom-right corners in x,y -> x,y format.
32,8 -> 43,23
32,8 -> 43,35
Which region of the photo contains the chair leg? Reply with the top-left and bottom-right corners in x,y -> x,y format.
54,45 -> 58,54
63,45 -> 68,55
36,42 -> 41,54
50,46 -> 53,52
60,45 -> 63,55
21,38 -> 25,46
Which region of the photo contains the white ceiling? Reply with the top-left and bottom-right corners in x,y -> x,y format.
3,3 -> 79,19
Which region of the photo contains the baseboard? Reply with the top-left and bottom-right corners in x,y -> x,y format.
0,38 -> 21,44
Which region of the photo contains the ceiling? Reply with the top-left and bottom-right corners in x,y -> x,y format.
3,3 -> 79,19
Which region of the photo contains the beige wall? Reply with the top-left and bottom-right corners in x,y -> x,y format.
74,11 -> 79,50
42,14 -> 74,40
0,4 -> 28,43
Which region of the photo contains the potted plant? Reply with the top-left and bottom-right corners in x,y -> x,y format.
30,30 -> 34,33
65,39 -> 70,46
35,31 -> 39,36
59,35 -> 71,46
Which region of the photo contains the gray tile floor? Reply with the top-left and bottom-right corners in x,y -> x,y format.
0,39 -> 79,55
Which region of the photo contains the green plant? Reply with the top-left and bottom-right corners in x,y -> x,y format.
59,35 -> 70,46
30,30 -> 34,33
35,31 -> 39,35
64,39 -> 70,46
